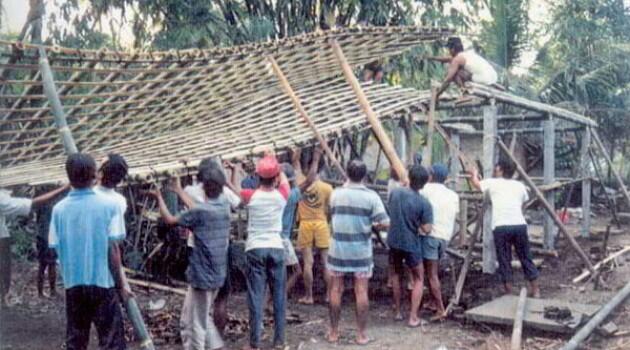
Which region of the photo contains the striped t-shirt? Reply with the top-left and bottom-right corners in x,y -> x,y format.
327,183 -> 389,273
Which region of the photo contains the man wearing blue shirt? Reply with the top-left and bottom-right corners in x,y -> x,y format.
387,165 -> 433,327
49,153 -> 129,350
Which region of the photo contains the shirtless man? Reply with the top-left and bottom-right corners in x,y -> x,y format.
428,37 -> 498,100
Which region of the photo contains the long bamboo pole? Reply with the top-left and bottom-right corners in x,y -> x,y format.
511,288 -> 528,350
38,47 -> 77,154
590,128 -> 630,209
496,139 -> 596,276
267,55 -> 347,180
423,88 -> 437,165
329,39 -> 408,184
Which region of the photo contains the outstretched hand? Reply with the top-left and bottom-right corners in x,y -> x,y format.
166,176 -> 183,193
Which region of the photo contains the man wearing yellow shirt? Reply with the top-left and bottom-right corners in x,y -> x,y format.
293,149 -> 332,304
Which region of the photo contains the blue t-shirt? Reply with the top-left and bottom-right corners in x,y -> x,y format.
178,197 -> 231,290
281,187 -> 301,239
49,188 -> 126,289
387,187 -> 433,253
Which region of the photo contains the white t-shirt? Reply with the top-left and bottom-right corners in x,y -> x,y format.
183,183 -> 241,247
420,183 -> 460,241
460,50 -> 498,85
479,178 -> 529,229
94,186 -> 128,214
0,190 -> 32,239
244,189 -> 286,251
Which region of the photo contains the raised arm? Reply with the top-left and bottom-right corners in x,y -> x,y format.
32,184 -> 70,207
167,176 -> 196,210
291,147 -> 304,178
148,188 -> 179,225
299,147 -> 322,192
468,167 -> 482,192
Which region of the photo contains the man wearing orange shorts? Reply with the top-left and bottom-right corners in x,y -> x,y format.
292,149 -> 332,304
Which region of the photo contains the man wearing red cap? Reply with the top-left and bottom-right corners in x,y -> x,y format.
239,153 -> 291,350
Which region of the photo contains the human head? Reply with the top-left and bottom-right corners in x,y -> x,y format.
281,163 -> 296,187
197,157 -> 220,182
66,153 -> 96,189
99,153 -> 128,188
430,163 -> 449,184
347,159 -> 367,183
446,37 -> 464,56
198,166 -> 225,199
409,165 -> 430,191
495,158 -> 516,179
256,156 -> 280,187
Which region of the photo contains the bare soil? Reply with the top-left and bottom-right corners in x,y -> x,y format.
2,219 -> 630,350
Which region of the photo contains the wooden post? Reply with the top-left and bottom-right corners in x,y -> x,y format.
580,128 -> 592,237
450,131 -> 462,191
458,198 -> 468,247
591,128 -> 630,211
268,55 -> 347,180
497,139 -> 597,276
329,39 -> 408,184
543,118 -> 556,249
38,47 -> 78,154
511,288 -> 528,350
482,104 -> 498,274
423,88 -> 437,166
394,118 -> 407,164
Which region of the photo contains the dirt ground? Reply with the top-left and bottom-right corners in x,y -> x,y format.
2,219 -> 630,350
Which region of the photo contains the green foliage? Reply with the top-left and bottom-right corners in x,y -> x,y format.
478,0 -> 530,69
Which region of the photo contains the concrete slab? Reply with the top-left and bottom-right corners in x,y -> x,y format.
465,295 -> 601,333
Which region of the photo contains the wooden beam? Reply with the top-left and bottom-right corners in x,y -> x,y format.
543,118 -> 556,249
496,139 -> 597,277
329,39 -> 407,184
267,55 -> 347,180
572,246 -> 630,283
423,88 -> 437,166
482,104 -> 498,274
591,128 -> 630,210
511,288 -> 528,350
38,47 -> 78,154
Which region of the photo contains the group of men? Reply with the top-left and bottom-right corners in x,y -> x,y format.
0,141 -> 541,350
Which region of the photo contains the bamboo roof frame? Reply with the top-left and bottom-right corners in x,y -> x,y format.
0,26 -> 599,187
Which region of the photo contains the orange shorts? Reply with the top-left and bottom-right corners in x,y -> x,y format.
297,220 -> 330,249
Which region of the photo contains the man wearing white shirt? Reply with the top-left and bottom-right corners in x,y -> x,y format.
469,159 -> 540,297
420,164 -> 459,320
0,184 -> 69,307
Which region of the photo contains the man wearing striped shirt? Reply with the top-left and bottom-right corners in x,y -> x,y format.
326,160 -> 389,345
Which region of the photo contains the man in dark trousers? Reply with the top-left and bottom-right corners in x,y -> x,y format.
49,153 -> 130,350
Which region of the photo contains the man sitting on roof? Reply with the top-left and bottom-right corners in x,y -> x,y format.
428,37 -> 498,101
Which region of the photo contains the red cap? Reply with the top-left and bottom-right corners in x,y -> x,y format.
256,156 -> 280,179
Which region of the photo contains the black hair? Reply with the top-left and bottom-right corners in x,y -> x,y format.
202,180 -> 223,199
100,153 -> 128,188
198,167 -> 226,199
446,37 -> 464,54
347,159 -> 367,183
497,158 -> 516,178
408,165 -> 429,191
197,157 -> 219,181
66,153 -> 96,188
259,176 -> 275,187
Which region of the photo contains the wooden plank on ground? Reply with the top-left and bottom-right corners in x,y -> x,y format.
465,295 -> 600,333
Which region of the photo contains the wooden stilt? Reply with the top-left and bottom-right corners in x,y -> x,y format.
423,88 -> 437,166
589,149 -> 621,228
591,128 -> 630,210
458,198 -> 468,247
330,39 -> 408,184
446,203 -> 484,313
38,47 -> 78,154
496,139 -> 597,277
268,55 -> 347,180
449,131 -> 462,190
543,118 -> 556,249
482,104 -> 498,274
581,128 -> 592,237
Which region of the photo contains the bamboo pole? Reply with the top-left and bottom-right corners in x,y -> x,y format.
267,55 -> 347,180
572,246 -> 630,283
496,139 -> 597,276
38,47 -> 77,154
590,128 -> 630,209
330,39 -> 408,184
511,288 -> 528,350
